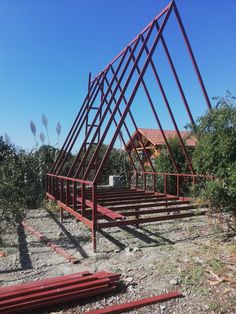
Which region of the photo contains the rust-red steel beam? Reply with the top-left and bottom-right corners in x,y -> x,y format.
173,1 -> 211,109
74,37 -> 142,179
22,221 -> 79,264
76,196 -> 125,220
109,65 -> 155,172
91,2 -> 172,83
85,291 -> 183,314
51,77 -> 97,174
102,77 -> 145,172
139,34 -> 194,174
100,75 -> 138,172
107,199 -> 189,210
93,4 -> 173,183
52,75 -> 101,175
62,67 -> 111,176
0,271 -> 120,314
98,210 -> 207,229
69,47 -> 131,178
119,204 -> 208,216
45,193 -> 93,228
155,22 -> 195,126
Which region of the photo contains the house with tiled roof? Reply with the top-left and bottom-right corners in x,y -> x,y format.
126,128 -> 196,160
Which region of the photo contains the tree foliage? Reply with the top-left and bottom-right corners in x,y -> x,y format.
154,137 -> 193,195
189,92 -> 236,218
0,138 -> 57,239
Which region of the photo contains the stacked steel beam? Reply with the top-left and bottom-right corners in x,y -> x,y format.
0,271 -> 120,314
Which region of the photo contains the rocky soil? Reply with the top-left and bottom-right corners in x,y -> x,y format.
0,207 -> 236,314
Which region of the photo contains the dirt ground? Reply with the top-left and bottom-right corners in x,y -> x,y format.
0,207 -> 236,314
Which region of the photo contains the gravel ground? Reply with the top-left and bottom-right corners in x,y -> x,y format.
0,208 -> 236,314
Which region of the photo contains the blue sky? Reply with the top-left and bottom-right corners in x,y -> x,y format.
0,0 -> 235,150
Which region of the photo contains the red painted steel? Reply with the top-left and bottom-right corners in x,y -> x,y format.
84,291 -> 183,313
98,210 -> 207,229
22,221 -> 79,264
93,7 -> 173,183
91,2 -> 172,83
0,271 -> 120,314
46,1 -> 212,251
173,2 -> 212,109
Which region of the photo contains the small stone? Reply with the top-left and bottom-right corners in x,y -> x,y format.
140,274 -> 147,280
192,256 -> 204,264
203,305 -> 209,310
114,249 -> 120,253
160,304 -> 166,312
169,279 -> 178,285
133,247 -> 141,253
57,231 -> 63,237
124,247 -> 131,253
124,276 -> 134,283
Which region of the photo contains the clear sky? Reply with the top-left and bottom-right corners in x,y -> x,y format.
0,0 -> 235,150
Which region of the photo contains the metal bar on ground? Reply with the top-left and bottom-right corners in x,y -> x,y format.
84,291 -> 183,313
22,221 -> 79,264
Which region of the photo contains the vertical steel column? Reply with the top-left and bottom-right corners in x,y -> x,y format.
55,176 -> 59,199
81,183 -> 86,217
60,178 -> 64,222
92,182 -> 97,253
128,172 -> 131,189
135,172 -> 138,190
177,176 -> 180,197
66,179 -> 69,206
143,173 -> 147,191
153,173 -> 156,192
73,181 -> 77,210
164,174 -> 167,195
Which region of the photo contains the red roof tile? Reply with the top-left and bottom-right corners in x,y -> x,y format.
135,128 -> 196,147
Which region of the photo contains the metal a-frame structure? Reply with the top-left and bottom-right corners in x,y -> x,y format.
46,1 -> 212,252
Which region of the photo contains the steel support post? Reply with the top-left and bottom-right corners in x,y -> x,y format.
164,175 -> 167,195
66,180 -> 69,206
177,175 -> 180,197
81,183 -> 86,217
153,173 -> 156,193
60,178 -> 64,222
143,173 -> 147,191
73,181 -> 77,210
92,183 -> 97,253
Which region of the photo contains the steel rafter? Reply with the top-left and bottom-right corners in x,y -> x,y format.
46,1 -> 212,252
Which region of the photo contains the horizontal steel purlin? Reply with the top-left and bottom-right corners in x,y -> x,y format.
98,211 -> 207,229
